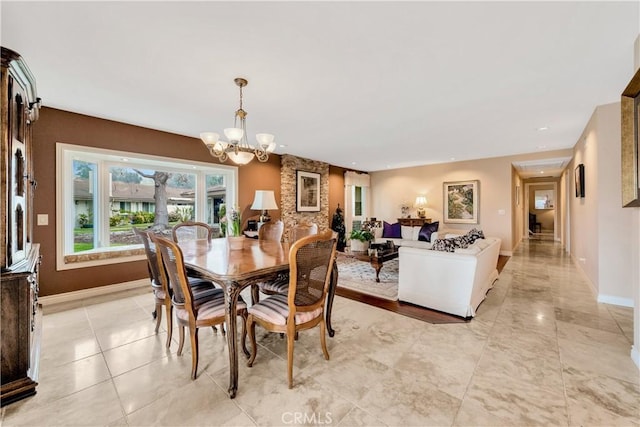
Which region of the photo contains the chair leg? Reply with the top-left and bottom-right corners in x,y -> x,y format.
287,329 -> 295,389
154,300 -> 163,333
240,311 -> 249,358
165,303 -> 173,348
320,320 -> 330,360
177,325 -> 185,355
246,316 -> 257,367
190,327 -> 199,380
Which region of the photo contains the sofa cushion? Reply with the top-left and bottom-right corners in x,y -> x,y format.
382,221 -> 401,238
399,239 -> 433,249
401,225 -> 413,240
454,246 -> 481,254
431,236 -> 469,252
418,221 -> 439,242
373,227 -> 383,239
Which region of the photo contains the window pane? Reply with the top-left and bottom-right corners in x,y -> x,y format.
206,174 -> 226,225
354,186 -> 362,217
73,160 -> 96,253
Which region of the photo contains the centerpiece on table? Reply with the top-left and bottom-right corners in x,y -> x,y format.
349,228 -> 374,253
227,206 -> 244,250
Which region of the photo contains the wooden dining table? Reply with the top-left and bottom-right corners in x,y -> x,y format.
178,237 -> 338,398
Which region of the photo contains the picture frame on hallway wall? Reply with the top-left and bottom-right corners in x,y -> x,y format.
621,67 -> 640,207
443,180 -> 479,224
296,170 -> 320,212
575,164 -> 585,198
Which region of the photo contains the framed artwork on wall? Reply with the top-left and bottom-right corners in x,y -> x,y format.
575,164 -> 585,198
443,180 -> 479,224
621,67 -> 640,207
296,170 -> 320,212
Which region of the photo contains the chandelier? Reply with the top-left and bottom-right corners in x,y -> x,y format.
200,77 -> 275,165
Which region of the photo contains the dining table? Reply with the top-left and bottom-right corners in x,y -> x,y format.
178,236 -> 338,398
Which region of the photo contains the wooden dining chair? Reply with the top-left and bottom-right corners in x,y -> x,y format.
151,234 -> 249,380
246,230 -> 337,388
257,220 -> 284,242
252,220 -> 287,303
172,221 -> 215,243
134,227 -> 221,348
289,222 -> 318,243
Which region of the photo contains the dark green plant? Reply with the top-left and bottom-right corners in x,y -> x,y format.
349,229 -> 374,242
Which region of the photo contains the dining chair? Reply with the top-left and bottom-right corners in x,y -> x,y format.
172,221 -> 215,243
288,222 -> 318,243
151,234 -> 249,380
257,220 -> 284,242
252,220 -> 287,303
246,230 -> 337,388
134,227 -> 222,348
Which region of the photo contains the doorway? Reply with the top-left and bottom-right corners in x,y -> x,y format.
524,182 -> 558,241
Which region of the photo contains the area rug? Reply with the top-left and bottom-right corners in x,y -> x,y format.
336,253 -> 399,301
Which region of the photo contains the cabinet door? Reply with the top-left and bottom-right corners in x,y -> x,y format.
8,76 -> 29,266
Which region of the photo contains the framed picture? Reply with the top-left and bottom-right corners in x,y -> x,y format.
296,170 -> 320,212
621,67 -> 640,207
575,164 -> 585,198
444,180 -> 479,224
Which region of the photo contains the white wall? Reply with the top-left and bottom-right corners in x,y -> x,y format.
568,102 -> 635,306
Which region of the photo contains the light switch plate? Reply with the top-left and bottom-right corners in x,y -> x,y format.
37,214 -> 48,226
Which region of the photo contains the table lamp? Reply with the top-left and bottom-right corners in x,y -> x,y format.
251,190 -> 279,224
415,196 -> 427,218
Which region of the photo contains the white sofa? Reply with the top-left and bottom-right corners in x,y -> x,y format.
373,225 -> 440,249
397,237 -> 501,318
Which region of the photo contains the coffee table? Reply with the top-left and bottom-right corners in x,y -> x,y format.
355,248 -> 399,282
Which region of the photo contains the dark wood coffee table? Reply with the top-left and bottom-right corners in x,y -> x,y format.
355,248 -> 399,282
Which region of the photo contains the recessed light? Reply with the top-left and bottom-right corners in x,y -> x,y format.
537,145 -> 547,150
450,157 -> 456,161
540,171 -> 545,174
351,162 -> 356,165
121,158 -> 128,162
279,144 -> 287,148
537,126 -> 549,131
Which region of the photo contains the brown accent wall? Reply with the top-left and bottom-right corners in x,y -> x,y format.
32,107 -> 282,296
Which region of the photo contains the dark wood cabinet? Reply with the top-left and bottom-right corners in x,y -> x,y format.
397,218 -> 432,227
1,47 -> 41,406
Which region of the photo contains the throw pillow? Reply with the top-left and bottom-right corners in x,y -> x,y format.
382,221 -> 401,238
401,225 -> 413,240
431,236 -> 469,252
418,221 -> 439,242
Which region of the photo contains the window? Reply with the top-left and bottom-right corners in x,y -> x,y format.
57,143 -> 238,270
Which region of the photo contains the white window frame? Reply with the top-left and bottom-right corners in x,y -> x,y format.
56,143 -> 238,270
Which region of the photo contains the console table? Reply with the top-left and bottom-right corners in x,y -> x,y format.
398,218 -> 432,227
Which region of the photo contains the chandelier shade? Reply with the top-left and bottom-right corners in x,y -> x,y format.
200,77 -> 275,165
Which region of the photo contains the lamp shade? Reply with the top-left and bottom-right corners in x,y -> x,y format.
251,190 -> 278,210
415,196 -> 427,207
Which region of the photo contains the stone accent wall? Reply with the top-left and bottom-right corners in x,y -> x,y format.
281,154 -> 330,241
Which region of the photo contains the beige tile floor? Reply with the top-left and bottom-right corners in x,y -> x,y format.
2,239 -> 638,426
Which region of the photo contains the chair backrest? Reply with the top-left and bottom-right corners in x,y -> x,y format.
258,220 -> 284,242
150,234 -> 195,315
288,230 -> 337,312
133,227 -> 165,294
172,221 -> 214,243
289,222 -> 318,243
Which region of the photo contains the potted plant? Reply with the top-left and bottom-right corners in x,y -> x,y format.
349,229 -> 374,252
227,206 -> 244,250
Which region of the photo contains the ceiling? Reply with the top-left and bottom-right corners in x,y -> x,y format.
2,1 -> 638,172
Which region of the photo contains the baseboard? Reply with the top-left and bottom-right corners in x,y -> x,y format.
632,345 -> 640,370
597,294 -> 634,308
39,279 -> 148,306
499,250 -> 513,256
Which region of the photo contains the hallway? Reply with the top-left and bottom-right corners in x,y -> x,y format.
1,239 -> 638,426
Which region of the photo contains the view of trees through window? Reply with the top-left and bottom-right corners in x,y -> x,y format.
70,155 -> 228,254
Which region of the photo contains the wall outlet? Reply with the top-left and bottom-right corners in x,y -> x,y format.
37,214 -> 48,226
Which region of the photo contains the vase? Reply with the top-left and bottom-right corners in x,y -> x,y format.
227,235 -> 245,251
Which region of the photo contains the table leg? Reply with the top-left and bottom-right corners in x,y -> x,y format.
326,262 -> 338,337
371,259 -> 383,283
224,282 -> 242,399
